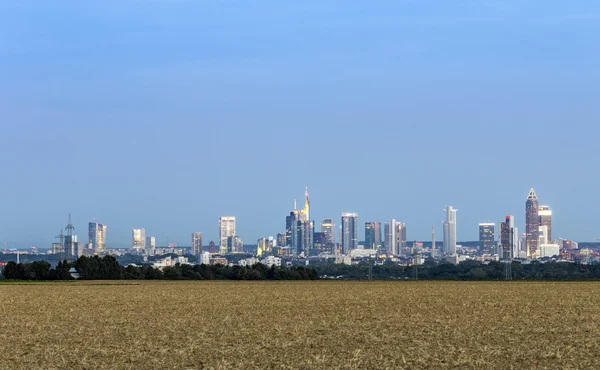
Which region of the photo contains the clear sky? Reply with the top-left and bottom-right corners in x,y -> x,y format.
1,0 -> 599,248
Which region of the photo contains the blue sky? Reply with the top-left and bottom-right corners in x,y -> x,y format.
1,0 -> 599,248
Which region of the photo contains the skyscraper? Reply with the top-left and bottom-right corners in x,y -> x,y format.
191,232 -> 203,256
384,219 -> 397,255
341,212 -> 358,254
538,205 -> 552,242
219,216 -> 236,254
525,189 -> 539,258
286,209 -> 301,247
132,228 -> 146,251
443,206 -> 457,256
396,221 -> 407,256
364,222 -> 381,250
479,223 -> 495,254
88,221 -> 107,253
146,236 -> 156,256
320,218 -> 335,245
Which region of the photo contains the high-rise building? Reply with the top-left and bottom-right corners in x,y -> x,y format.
341,213 -> 358,254
146,236 -> 156,256
384,219 -> 397,256
313,232 -> 327,255
525,189 -> 539,258
191,232 -> 203,256
479,223 -> 495,254
365,222 -> 381,250
365,223 -> 374,249
277,232 -> 286,247
132,228 -> 146,251
538,205 -> 552,242
500,216 -> 514,260
219,216 -> 236,254
286,209 -> 301,247
227,235 -> 243,253
88,222 -> 107,253
396,222 -> 407,256
321,218 -> 335,245
443,206 -> 457,256
539,225 -> 549,246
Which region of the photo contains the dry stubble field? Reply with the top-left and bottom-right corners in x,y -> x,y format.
1,281 -> 600,369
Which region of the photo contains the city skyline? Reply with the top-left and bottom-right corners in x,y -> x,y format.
0,187 -> 587,249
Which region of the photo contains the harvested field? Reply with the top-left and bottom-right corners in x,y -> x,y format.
1,281 -> 599,369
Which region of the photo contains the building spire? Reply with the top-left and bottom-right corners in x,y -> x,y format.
304,186 -> 310,221
527,188 -> 538,200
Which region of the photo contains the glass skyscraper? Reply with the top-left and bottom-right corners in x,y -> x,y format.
341,213 -> 358,254
525,189 -> 539,258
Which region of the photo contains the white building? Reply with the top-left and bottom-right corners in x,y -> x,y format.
200,252 -> 210,265
219,216 -> 236,254
384,219 -> 397,256
260,256 -> 281,267
132,228 -> 146,252
350,249 -> 377,258
145,236 -> 156,256
539,244 -> 560,258
443,206 -> 457,256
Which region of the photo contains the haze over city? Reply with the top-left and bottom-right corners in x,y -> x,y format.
2,1 -> 599,248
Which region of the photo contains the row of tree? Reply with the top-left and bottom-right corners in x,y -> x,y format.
1,256 -> 319,281
314,260 -> 600,280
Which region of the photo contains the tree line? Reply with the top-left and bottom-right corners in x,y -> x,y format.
1,256 -> 319,281
314,260 -> 600,280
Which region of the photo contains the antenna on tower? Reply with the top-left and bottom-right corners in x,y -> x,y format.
65,214 -> 74,261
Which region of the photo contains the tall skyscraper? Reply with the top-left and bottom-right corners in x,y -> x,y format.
396,221 -> 407,256
443,206 -> 457,256
219,216 -> 236,254
146,236 -> 156,256
538,205 -> 552,242
313,232 -> 326,255
286,209 -> 301,247
191,232 -> 203,256
384,219 -> 397,255
365,222 -> 381,250
479,223 -> 495,254
525,189 -> 539,258
320,218 -> 335,245
88,221 -> 107,253
341,212 -> 358,254
132,228 -> 146,251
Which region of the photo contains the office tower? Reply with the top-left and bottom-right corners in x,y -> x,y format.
384,219 -> 397,255
291,220 -> 313,256
364,222 -> 378,250
132,229 -> 146,251
191,232 -> 203,256
146,236 -> 156,256
277,232 -> 286,247
443,206 -> 457,256
500,216 -> 514,260
396,222 -> 407,256
219,216 -> 236,254
525,189 -> 539,258
286,209 -> 301,247
227,235 -> 243,253
257,238 -> 268,257
321,218 -> 335,245
313,232 -> 326,255
303,187 -> 310,222
479,223 -> 495,254
538,205 -> 552,242
341,212 -> 358,254
88,222 -> 107,253
539,226 -> 549,246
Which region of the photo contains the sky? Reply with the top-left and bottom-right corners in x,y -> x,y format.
1,0 -> 600,249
